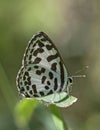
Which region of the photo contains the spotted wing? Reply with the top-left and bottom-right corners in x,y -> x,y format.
22,32 -> 66,74
17,64 -> 64,97
17,32 -> 68,97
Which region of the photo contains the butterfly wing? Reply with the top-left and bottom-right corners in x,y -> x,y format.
16,32 -> 68,97
17,64 -> 63,97
22,32 -> 65,73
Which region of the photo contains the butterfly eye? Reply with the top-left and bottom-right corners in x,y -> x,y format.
67,77 -> 73,85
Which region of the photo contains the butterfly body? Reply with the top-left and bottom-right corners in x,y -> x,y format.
16,32 -> 72,98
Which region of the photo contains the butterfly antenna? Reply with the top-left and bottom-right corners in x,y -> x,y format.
74,66 -> 89,74
71,74 -> 86,78
68,66 -> 89,78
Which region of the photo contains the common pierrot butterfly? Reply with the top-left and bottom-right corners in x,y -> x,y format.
16,32 -> 73,101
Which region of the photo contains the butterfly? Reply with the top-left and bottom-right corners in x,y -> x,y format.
16,32 -> 73,100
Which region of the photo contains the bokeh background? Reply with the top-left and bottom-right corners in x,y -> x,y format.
0,0 -> 100,130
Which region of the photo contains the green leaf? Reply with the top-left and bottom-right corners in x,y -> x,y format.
52,114 -> 65,130
14,92 -> 77,128
14,98 -> 39,128
50,106 -> 68,130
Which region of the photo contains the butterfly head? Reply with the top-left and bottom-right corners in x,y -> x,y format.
67,74 -> 86,88
67,77 -> 73,87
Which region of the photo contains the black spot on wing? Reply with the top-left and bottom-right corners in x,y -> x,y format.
47,53 -> 58,62
39,91 -> 44,96
27,81 -> 31,85
36,70 -> 41,75
25,92 -> 30,97
34,94 -> 39,97
33,57 -> 41,64
28,67 -> 31,71
42,76 -> 46,84
33,43 -> 36,48
27,77 -> 31,82
26,86 -> 29,90
24,81 -> 28,86
33,48 -> 44,56
54,78 -> 58,91
37,40 -> 44,47
20,87 -> 25,92
39,32 -> 53,44
29,90 -> 33,95
34,65 -> 39,69
30,49 -> 34,54
49,72 -> 53,79
37,32 -> 43,37
23,75 -> 26,80
59,61 -> 64,91
47,90 -> 53,95
32,84 -> 37,93
29,55 -> 32,61
41,68 -> 46,73
25,71 -> 29,76
36,68 -> 46,75
31,34 -> 39,43
47,81 -> 51,85
45,86 -> 49,90
40,38 -> 46,42
51,63 -> 57,72
46,44 -> 53,50
26,76 -> 31,85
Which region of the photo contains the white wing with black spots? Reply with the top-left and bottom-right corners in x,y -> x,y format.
22,32 -> 66,74
16,32 -> 68,98
17,64 -> 60,97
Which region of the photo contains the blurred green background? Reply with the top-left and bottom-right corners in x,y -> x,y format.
0,0 -> 100,130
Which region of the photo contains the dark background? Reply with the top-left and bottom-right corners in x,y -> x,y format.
0,0 -> 100,130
